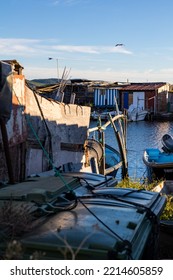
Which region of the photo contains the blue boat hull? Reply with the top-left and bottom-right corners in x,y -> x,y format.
143,148 -> 173,181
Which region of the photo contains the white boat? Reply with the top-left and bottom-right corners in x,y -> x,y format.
128,104 -> 148,121
91,110 -> 120,121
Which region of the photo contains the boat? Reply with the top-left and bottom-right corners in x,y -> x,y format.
84,138 -> 122,177
62,113 -> 127,179
87,113 -> 128,179
127,104 -> 148,121
162,134 -> 173,152
0,171 -> 166,260
143,148 -> 173,181
91,110 -> 120,121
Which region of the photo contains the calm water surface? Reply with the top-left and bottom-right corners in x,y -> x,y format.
89,120 -> 173,180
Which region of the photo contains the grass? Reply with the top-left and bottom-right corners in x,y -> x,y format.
117,177 -> 173,221
117,176 -> 161,191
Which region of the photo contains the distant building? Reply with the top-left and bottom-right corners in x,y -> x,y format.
118,82 -> 170,114
93,87 -> 119,108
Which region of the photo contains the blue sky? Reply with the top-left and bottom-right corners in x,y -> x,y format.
1,0 -> 173,82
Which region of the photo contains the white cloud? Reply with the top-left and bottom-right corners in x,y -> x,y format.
52,45 -> 133,55
24,65 -> 173,83
0,38 -> 41,55
1,38 -> 172,83
52,45 -> 100,54
0,38 -> 133,56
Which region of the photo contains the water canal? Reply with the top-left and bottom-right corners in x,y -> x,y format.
89,120 -> 173,181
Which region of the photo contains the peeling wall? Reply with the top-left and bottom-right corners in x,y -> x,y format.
0,73 -> 91,182
0,74 -> 27,182
24,86 -> 91,177
5,75 -> 27,145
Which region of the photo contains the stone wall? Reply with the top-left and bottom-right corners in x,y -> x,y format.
0,74 -> 91,182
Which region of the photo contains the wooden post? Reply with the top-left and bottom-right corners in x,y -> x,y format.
98,129 -> 105,175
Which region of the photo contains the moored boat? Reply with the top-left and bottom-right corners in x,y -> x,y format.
87,113 -> 128,179
91,110 -> 119,121
127,104 -> 148,121
84,138 -> 122,177
143,148 -> 173,181
162,134 -> 173,152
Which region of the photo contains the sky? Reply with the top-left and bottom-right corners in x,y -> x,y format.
1,0 -> 173,83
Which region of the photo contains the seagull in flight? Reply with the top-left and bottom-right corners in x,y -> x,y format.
115,43 -> 124,47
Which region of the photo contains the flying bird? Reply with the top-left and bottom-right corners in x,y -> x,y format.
115,43 -> 124,47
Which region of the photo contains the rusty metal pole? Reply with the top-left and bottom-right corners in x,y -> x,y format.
0,119 -> 15,184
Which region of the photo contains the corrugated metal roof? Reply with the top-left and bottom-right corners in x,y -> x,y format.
120,82 -> 167,91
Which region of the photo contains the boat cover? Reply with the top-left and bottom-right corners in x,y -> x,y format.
162,134 -> 173,153
21,201 -> 151,259
0,174 -> 166,260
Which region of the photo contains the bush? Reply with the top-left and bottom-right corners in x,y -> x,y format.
117,177 -> 173,221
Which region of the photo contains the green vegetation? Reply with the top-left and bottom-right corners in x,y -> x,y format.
26,78 -> 59,89
160,195 -> 173,220
117,177 -> 173,221
117,176 -> 159,191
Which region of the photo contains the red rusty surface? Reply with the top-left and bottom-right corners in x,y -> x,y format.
0,74 -> 27,182
120,82 -> 167,91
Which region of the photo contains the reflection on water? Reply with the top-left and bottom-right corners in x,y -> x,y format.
89,120 -> 173,180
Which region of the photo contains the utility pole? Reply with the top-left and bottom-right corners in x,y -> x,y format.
48,57 -> 59,81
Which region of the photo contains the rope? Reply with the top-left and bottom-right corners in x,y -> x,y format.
13,85 -> 138,258
13,87 -> 72,192
25,114 -> 72,192
78,197 -> 132,259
